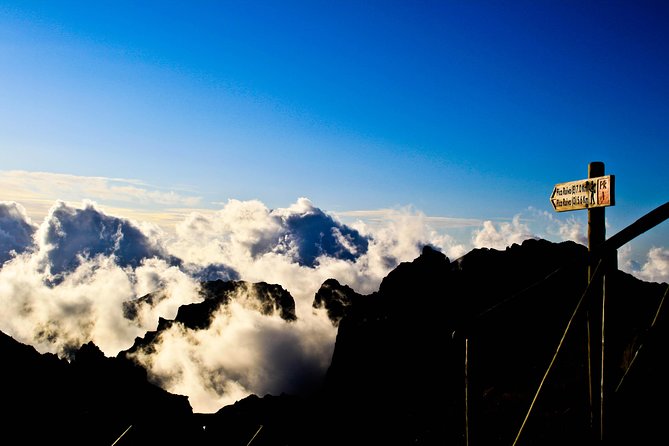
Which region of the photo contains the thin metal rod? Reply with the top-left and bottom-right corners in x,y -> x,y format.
111,425 -> 133,446
615,284 -> 669,392
246,424 -> 264,446
512,259 -> 603,446
465,337 -> 469,446
586,316 -> 593,427
600,271 -> 607,441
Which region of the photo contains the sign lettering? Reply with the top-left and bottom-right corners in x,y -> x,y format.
550,175 -> 615,212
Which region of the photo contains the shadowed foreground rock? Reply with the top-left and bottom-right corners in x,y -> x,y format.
1,239 -> 667,444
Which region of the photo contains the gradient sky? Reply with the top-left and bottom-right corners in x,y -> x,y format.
1,1 -> 668,262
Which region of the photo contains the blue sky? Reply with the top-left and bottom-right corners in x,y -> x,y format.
1,1 -> 668,265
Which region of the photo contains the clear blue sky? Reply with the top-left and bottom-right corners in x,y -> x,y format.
1,1 -> 668,259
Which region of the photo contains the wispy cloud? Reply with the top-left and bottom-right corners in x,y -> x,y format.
0,170 -> 202,214
337,208 -> 483,229
0,170 -> 205,231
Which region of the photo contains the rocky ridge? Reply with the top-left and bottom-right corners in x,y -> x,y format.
1,239 -> 667,445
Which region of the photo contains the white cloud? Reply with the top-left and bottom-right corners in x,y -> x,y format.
0,250 -> 201,356
558,218 -> 587,245
528,208 -> 587,245
472,215 -> 537,250
1,197 -> 457,413
630,246 -> 669,284
129,286 -> 337,413
0,200 -> 202,356
124,198 -> 477,413
0,201 -> 37,264
33,200 -> 171,279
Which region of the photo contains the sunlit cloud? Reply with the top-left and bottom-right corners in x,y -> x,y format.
472,214 -> 538,250
129,288 -> 337,413
0,197 -> 453,413
0,200 -> 202,356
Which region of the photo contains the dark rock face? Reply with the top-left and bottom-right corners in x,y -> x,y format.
170,279 -> 297,332
315,239 -> 669,445
0,331 -> 197,445
124,279 -> 296,329
321,244 -> 458,444
0,278 -> 300,445
0,330 -> 69,441
1,239 -> 667,445
124,279 -> 297,357
312,278 -> 361,326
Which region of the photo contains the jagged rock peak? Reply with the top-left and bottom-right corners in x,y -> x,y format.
313,278 -> 362,326
377,243 -> 451,299
191,279 -> 297,326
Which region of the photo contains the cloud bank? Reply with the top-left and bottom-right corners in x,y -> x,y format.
0,197 -> 448,412
0,196 -> 665,413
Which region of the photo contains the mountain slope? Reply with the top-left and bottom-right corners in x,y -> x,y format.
1,239 -> 667,445
315,239 -> 668,445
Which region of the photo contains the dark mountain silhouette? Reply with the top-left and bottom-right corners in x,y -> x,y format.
0,330 -> 196,445
1,239 -> 667,445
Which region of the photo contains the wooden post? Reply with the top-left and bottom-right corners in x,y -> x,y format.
587,161 -> 606,443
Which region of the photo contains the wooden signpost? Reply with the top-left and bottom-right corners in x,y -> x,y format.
551,161 -> 615,444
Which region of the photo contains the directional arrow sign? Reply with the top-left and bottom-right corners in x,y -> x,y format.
550,175 -> 615,212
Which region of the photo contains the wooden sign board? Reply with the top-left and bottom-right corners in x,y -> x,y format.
550,175 -> 615,212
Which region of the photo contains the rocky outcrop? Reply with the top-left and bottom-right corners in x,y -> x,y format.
316,239 -> 669,445
0,331 -> 197,445
1,240 -> 667,445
